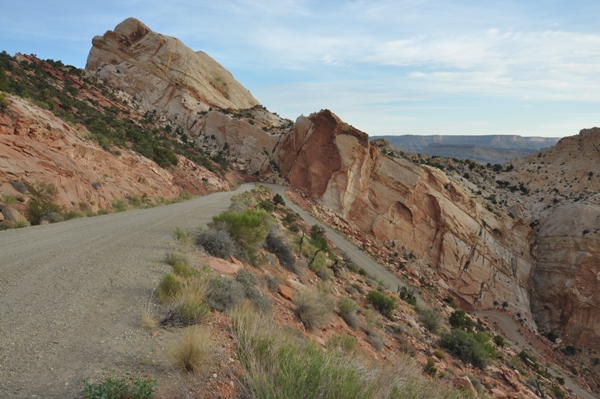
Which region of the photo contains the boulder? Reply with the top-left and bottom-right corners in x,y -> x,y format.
206,257 -> 240,275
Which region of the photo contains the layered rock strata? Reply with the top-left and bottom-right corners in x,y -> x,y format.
276,110 -> 536,325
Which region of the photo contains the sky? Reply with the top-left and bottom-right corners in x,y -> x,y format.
1,1 -> 599,138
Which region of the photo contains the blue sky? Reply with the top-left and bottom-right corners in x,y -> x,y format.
1,1 -> 599,138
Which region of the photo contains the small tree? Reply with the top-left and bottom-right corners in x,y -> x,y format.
273,193 -> 285,206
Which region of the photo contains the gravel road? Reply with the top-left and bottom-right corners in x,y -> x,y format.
0,184 -> 255,399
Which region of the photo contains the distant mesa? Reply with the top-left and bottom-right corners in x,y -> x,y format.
371,134 -> 560,164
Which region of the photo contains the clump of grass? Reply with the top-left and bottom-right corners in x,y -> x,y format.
367,330 -> 384,351
337,297 -> 359,330
264,275 -> 283,292
167,251 -> 190,267
158,273 -> 183,303
230,305 -> 467,399
82,371 -> 157,399
294,289 -> 334,330
111,198 -> 127,212
141,305 -> 159,329
172,227 -> 191,247
170,326 -> 215,373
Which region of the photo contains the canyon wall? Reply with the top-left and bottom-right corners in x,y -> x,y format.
276,110 -> 537,325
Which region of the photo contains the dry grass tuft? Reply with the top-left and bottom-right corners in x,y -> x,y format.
170,326 -> 215,373
141,304 -> 159,329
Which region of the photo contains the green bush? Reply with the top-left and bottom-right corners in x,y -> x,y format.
26,198 -> 64,225
366,290 -> 397,319
399,286 -> 417,306
493,335 -> 505,347
440,329 -> 495,369
448,310 -> 476,331
212,208 -> 268,262
417,307 -> 441,333
82,371 -> 157,399
236,269 -> 272,313
273,193 -> 285,206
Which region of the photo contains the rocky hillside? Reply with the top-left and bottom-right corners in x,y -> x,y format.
275,110 -> 537,327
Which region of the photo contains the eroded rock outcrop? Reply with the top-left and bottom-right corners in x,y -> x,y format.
276,110 -> 536,323
86,18 -> 287,176
86,18 -> 258,114
0,95 -> 228,211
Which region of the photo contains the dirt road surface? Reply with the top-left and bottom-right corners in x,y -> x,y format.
0,184 -> 254,398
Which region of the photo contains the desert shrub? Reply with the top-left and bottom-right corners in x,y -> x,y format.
264,275 -> 283,292
265,233 -> 296,272
315,267 -> 332,281
542,330 -> 559,343
562,345 -> 577,356
111,198 -> 127,212
424,358 -> 437,377
493,335 -> 505,347
550,386 -> 566,399
236,269 -> 271,313
448,310 -> 476,331
273,193 -> 285,206
434,349 -> 446,360
196,229 -> 243,260
258,200 -> 275,212
0,92 -> 9,109
25,181 -> 58,202
417,307 -> 441,333
440,329 -> 495,369
82,371 -> 157,399
212,208 -> 268,250
367,331 -> 384,351
1,194 -> 16,205
26,198 -> 64,225
337,297 -> 359,330
170,326 -> 214,373
294,289 -> 334,330
399,286 -> 417,306
158,273 -> 183,303
206,276 -> 244,312
444,295 -> 458,309
366,290 -> 397,319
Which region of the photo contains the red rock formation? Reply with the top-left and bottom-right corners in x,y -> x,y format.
276,110 -> 536,324
0,95 -> 229,211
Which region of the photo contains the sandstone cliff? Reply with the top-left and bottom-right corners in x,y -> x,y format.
86,18 -> 289,176
86,18 -> 259,114
496,128 -> 600,351
276,110 -> 537,325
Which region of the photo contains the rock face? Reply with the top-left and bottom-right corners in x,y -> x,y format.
276,110 -> 536,322
0,95 -> 228,211
86,18 -> 259,115
494,128 -> 600,350
86,18 -> 286,176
